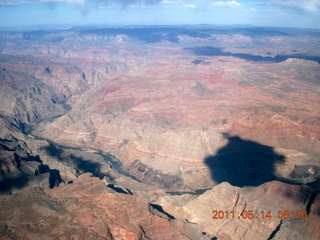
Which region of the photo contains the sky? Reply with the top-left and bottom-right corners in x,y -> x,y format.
0,0 -> 320,29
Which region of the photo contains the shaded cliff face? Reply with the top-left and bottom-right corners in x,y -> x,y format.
0,174 -> 206,240
18,28 -> 320,190
156,180 -> 320,240
0,26 -> 320,239
1,174 -> 319,240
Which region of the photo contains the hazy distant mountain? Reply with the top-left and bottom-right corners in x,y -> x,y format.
0,26 -> 319,239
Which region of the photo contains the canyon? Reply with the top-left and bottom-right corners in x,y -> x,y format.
0,26 -> 320,239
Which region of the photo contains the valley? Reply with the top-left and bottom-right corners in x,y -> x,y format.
0,25 -> 320,239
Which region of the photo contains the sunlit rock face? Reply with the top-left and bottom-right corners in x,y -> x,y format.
30,44 -> 320,190
0,26 -> 320,239
156,181 -> 320,240
0,174 -> 205,239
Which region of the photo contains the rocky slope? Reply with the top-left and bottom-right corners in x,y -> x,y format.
156,181 -> 320,239
0,173 -> 207,239
1,173 -> 319,240
0,26 -> 320,239
32,55 -> 320,190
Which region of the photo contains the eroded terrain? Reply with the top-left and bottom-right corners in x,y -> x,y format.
0,26 -> 320,239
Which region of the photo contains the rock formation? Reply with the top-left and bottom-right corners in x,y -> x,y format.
0,173 -> 206,239
156,181 -> 320,239
0,26 -> 319,239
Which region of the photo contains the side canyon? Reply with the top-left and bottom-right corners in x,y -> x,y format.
0,26 -> 320,239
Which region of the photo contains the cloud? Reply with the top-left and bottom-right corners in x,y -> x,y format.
160,0 -> 175,4
269,0 -> 320,13
183,3 -> 195,8
210,0 -> 241,8
0,0 -> 163,7
0,0 -> 29,4
0,0 -> 86,5
0,0 -> 85,4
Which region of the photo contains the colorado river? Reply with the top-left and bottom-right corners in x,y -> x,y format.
23,109 -> 208,195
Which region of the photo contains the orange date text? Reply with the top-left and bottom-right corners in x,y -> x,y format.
212,210 -> 308,220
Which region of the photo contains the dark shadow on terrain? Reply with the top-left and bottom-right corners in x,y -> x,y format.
267,220 -> 283,240
189,46 -> 320,63
150,203 -> 175,220
43,144 -> 64,159
204,133 -> 285,187
307,178 -> 320,190
0,152 -> 36,193
41,144 -> 112,180
25,154 -> 42,164
306,192 -> 318,215
49,169 -> 64,188
40,143 -> 144,183
0,175 -> 29,193
35,164 -> 50,175
107,183 -> 132,195
69,154 -> 105,178
192,59 -> 211,65
0,148 -> 66,193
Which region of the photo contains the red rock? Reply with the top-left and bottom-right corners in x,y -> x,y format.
0,174 -> 205,239
156,181 -> 320,240
1,27 -> 319,239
